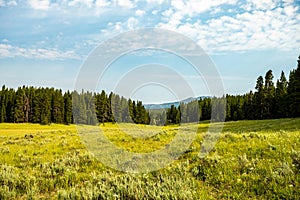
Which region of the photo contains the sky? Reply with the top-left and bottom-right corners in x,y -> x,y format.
0,0 -> 299,103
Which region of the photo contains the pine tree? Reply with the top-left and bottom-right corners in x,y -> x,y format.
243,91 -> 254,120
275,71 -> 288,118
85,92 -> 97,125
13,87 -> 26,123
111,93 -> 121,122
0,85 -> 6,122
41,88 -> 52,124
51,89 -> 64,123
95,90 -> 109,124
128,99 -> 134,123
254,76 -> 265,119
63,91 -> 73,124
288,55 -> 300,117
264,70 -> 275,119
72,91 -> 87,124
120,97 -> 130,123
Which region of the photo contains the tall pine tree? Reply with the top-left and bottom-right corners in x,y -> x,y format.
288,55 -> 300,117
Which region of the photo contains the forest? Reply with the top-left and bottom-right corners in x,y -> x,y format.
0,87 -> 150,125
166,55 -> 300,123
0,55 -> 299,125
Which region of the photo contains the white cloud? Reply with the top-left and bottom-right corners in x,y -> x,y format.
244,0 -> 278,11
146,0 -> 164,4
135,9 -> 146,17
284,5 -> 298,16
115,0 -> 135,8
162,9 -> 173,17
95,0 -> 111,7
24,0 -> 134,13
68,0 -> 94,8
0,0 -> 17,6
0,44 -> 11,57
152,10 -> 158,15
127,17 -> 139,29
2,0 -> 299,55
27,0 -> 50,10
101,21 -> 124,36
170,0 -> 237,17
102,16 -> 141,34
160,0 -> 240,33
157,2 -> 300,54
0,44 -> 80,60
7,0 -> 17,6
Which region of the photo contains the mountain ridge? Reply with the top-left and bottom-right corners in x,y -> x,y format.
144,96 -> 210,109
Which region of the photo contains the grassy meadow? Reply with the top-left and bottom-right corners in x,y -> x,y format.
0,118 -> 299,199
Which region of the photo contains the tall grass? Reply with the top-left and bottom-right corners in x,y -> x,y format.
0,118 -> 299,199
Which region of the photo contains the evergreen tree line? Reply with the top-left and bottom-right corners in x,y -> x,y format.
1,55 -> 299,125
0,87 -> 149,125
166,55 -> 300,123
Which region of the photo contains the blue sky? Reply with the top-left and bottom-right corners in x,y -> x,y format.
0,0 -> 299,103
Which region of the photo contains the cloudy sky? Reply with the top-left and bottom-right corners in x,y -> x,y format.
0,0 -> 299,103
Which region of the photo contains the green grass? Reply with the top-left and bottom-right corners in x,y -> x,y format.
0,118 -> 299,199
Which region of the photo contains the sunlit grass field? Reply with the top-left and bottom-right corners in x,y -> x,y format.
0,118 -> 299,199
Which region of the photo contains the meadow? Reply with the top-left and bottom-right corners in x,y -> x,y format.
0,118 -> 299,199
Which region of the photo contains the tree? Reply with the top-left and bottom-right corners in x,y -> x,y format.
287,55 -> 300,117
275,71 -> 288,118
167,105 -> 179,124
63,91 -> 73,124
199,98 -> 211,121
264,70 -> 275,119
0,85 -> 7,122
254,76 -> 265,119
95,90 -> 109,124
243,91 -> 254,120
51,89 -> 64,124
13,87 -> 26,123
72,91 -> 87,124
111,93 -> 122,122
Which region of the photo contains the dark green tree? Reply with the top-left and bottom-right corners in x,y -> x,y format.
254,76 -> 265,119
63,91 -> 73,124
72,91 -> 87,124
287,55 -> 300,117
264,70 -> 275,119
275,71 -> 288,118
13,87 -> 27,123
51,89 -> 64,124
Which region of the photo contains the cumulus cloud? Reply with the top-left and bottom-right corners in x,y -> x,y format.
127,17 -> 139,29
0,0 -> 17,7
24,0 -> 135,11
27,0 -> 50,10
1,0 -> 299,56
170,0 -> 237,16
242,0 -> 278,11
0,44 -> 80,60
68,0 -> 94,8
95,0 -> 111,7
135,9 -> 146,17
115,0 -> 135,8
146,0 -> 164,4
7,0 -> 17,6
157,0 -> 300,53
102,17 -> 140,35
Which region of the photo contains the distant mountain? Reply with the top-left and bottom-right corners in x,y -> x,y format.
144,96 -> 210,109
